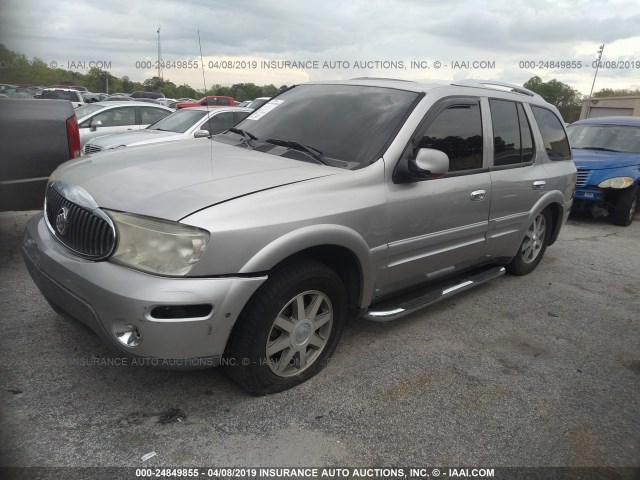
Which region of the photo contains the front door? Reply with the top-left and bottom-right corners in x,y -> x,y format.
382,97 -> 491,295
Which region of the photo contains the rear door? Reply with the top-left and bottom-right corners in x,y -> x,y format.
485,99 -> 571,259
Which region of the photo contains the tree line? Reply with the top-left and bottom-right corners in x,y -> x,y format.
1,44 -> 638,120
0,44 -> 287,101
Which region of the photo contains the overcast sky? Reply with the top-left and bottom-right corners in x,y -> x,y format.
1,0 -> 639,94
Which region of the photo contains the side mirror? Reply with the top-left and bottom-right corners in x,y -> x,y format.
194,130 -> 210,138
90,120 -> 102,132
414,148 -> 449,178
394,147 -> 449,183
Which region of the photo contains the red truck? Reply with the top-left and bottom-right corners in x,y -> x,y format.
176,96 -> 235,109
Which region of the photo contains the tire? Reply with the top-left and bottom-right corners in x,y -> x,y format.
612,185 -> 638,227
506,209 -> 552,276
224,258 -> 347,395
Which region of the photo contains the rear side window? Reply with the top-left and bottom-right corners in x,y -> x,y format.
140,107 -> 169,125
489,99 -> 535,166
531,106 -> 571,160
419,104 -> 483,172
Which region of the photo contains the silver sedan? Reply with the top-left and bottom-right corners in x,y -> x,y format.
75,101 -> 173,148
83,106 -> 252,155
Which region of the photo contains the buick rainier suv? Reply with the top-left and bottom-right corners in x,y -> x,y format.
23,79 -> 576,394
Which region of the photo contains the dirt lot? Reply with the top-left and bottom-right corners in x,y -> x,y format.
1,210 -> 638,470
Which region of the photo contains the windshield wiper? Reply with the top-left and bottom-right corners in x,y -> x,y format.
578,147 -> 621,152
265,138 -> 328,165
228,128 -> 258,149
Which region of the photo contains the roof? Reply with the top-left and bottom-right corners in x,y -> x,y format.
92,101 -> 172,108
188,106 -> 252,112
307,78 -> 550,106
571,116 -> 640,127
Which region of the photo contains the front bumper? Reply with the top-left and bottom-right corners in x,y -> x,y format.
22,213 -> 266,365
574,187 -> 603,202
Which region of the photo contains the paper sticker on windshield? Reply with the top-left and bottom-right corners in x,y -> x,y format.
246,99 -> 284,120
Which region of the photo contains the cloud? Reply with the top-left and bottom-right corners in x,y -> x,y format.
1,0 -> 639,93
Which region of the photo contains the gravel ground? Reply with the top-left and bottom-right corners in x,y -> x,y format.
1,210 -> 638,470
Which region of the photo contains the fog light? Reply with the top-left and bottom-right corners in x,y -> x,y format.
112,321 -> 142,347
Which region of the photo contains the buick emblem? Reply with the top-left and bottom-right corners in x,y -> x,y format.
56,207 -> 69,235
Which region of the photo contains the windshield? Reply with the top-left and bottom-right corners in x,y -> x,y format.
148,109 -> 209,133
74,103 -> 103,119
568,124 -> 640,153
41,90 -> 77,101
230,84 -> 419,167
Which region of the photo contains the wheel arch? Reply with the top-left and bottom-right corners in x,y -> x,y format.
530,191 -> 566,246
239,224 -> 374,310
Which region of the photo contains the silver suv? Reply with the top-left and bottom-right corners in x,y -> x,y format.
23,79 -> 576,395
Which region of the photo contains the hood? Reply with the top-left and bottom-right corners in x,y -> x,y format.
572,149 -> 640,170
54,140 -> 342,220
88,129 -> 184,149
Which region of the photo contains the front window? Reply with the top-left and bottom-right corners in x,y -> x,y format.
75,104 -> 104,123
419,103 -> 483,172
91,107 -> 135,127
230,84 -> 420,168
148,109 -> 209,133
567,124 -> 640,154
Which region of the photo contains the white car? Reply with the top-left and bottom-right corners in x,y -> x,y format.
74,101 -> 172,148
40,88 -> 85,108
245,97 -> 271,110
83,106 -> 252,154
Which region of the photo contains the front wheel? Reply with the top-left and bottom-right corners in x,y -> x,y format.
612,185 -> 638,226
225,258 -> 347,395
506,209 -> 552,276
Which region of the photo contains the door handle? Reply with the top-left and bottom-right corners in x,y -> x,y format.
532,180 -> 546,190
470,190 -> 486,201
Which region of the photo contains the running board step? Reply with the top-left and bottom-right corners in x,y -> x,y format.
364,265 -> 506,322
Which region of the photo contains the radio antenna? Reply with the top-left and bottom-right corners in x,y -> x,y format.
197,30 -> 214,168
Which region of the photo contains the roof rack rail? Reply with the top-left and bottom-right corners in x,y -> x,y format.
350,77 -> 416,82
452,80 -> 542,99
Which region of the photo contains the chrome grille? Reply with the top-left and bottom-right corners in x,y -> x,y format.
45,186 -> 115,259
83,144 -> 102,155
576,169 -> 592,188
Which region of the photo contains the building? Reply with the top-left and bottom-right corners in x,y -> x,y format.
580,96 -> 640,119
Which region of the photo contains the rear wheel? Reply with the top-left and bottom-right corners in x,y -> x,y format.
225,258 -> 346,395
506,209 -> 552,276
612,185 -> 638,226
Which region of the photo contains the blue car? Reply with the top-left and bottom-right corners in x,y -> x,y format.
567,116 -> 640,226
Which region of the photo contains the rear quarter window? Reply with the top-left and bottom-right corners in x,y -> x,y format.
531,106 -> 571,160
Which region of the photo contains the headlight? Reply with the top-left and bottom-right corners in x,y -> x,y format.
598,177 -> 634,189
107,211 -> 210,276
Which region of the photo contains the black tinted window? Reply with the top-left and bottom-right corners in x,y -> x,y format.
490,99 -> 521,166
489,99 -> 535,166
233,84 -> 419,167
518,104 -> 534,162
420,104 -> 483,172
531,106 -> 571,160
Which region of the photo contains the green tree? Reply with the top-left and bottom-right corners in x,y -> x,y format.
594,88 -> 640,98
523,76 -> 582,122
